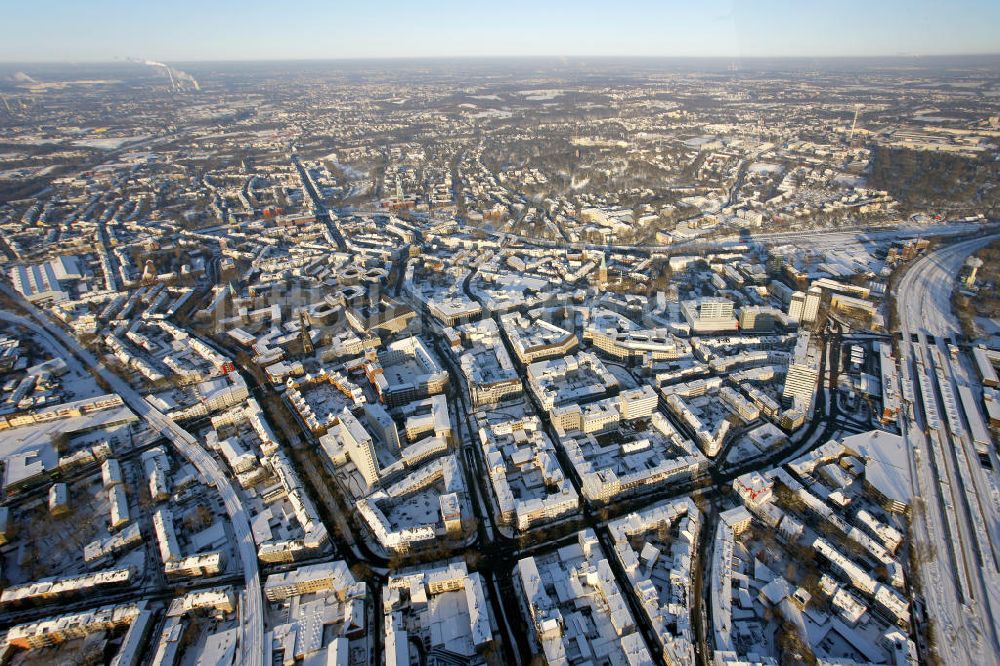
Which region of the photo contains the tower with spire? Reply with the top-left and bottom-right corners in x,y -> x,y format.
299,310 -> 313,355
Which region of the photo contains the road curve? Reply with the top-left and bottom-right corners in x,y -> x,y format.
0,287 -> 264,666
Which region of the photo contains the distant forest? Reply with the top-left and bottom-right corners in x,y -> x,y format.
869,146 -> 999,216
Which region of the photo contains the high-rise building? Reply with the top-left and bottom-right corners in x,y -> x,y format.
331,411 -> 380,489
783,333 -> 820,409
681,297 -> 739,333
787,291 -> 805,322
801,286 -> 822,324
363,402 -> 401,452
697,298 -> 734,319
739,306 -> 780,332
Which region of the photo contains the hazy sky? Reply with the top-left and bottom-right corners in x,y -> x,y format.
3,0 -> 999,62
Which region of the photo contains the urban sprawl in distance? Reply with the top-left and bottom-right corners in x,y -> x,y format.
0,55 -> 998,666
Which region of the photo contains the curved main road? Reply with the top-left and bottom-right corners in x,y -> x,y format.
0,287 -> 263,666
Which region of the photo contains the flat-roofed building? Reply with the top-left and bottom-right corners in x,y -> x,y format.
322,410 -> 381,490
452,318 -> 523,406
8,255 -> 84,303
500,312 -> 578,364
973,346 -> 1000,387
739,306 -> 782,332
681,297 -> 739,333
264,561 -> 354,601
366,336 -> 449,407
782,333 -> 820,411
427,294 -> 482,327
48,482 -> 69,516
801,286 -> 822,324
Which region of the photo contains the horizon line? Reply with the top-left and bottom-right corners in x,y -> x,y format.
3,52 -> 1000,66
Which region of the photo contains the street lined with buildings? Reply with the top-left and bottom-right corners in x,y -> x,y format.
0,56 -> 999,665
